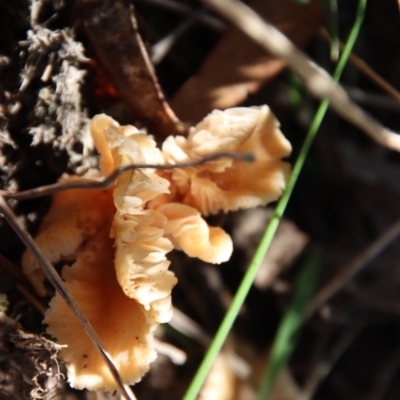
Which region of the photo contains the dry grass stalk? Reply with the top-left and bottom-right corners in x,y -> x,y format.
202,0 -> 400,152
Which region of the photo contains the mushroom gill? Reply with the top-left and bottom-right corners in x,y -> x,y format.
158,105 -> 292,215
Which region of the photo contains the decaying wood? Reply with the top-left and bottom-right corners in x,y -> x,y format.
79,0 -> 187,138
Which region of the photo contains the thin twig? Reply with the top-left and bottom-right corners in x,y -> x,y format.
0,254 -> 47,314
151,8 -> 205,64
306,218 -> 400,318
153,338 -> 187,365
0,195 -> 136,400
1,152 -> 253,200
362,344 -> 400,400
0,253 -> 31,285
15,284 -> 47,315
320,28 -> 400,103
201,0 -> 400,152
298,326 -> 363,400
170,307 -> 211,347
347,283 -> 400,316
170,308 -> 251,379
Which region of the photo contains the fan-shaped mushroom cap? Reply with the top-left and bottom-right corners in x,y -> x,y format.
160,106 -> 292,215
156,203 -> 233,264
21,183 -> 115,296
44,225 -> 157,391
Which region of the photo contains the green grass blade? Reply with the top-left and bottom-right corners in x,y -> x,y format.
257,249 -> 320,400
183,0 -> 366,399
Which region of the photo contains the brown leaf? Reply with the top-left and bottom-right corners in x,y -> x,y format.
171,0 -> 322,123
232,208 -> 309,290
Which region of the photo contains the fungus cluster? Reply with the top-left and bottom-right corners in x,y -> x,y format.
22,106 -> 292,391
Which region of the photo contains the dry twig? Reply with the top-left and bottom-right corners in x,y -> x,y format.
0,255 -> 47,314
201,0 -> 400,152
346,283 -> 400,317
320,28 -> 400,103
306,219 -> 400,318
1,152 -> 253,200
170,308 -> 251,379
151,7 -> 206,65
362,343 -> 400,400
299,327 -> 363,400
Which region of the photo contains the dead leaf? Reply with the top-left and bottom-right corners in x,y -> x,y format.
171,0 -> 322,123
232,208 -> 309,290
